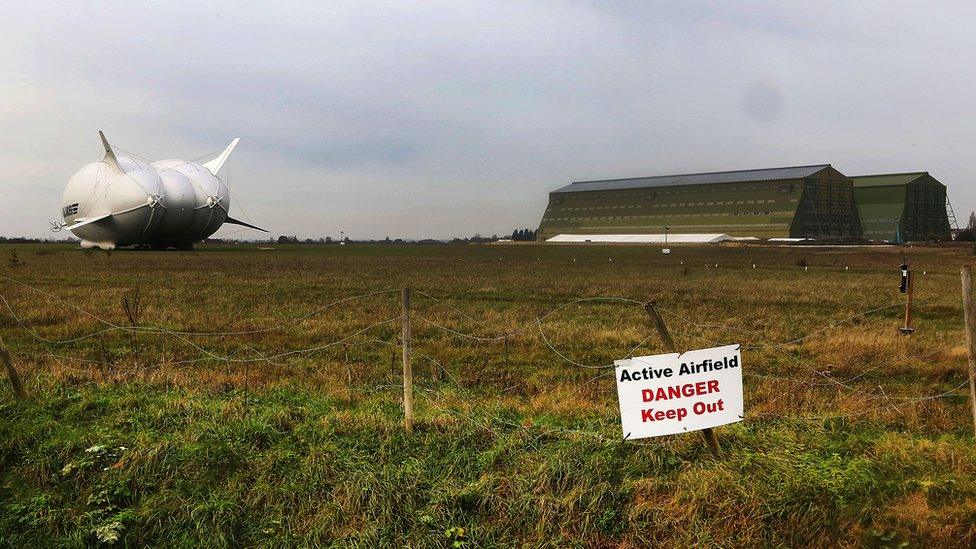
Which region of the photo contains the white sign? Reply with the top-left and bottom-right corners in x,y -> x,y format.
614,344 -> 743,440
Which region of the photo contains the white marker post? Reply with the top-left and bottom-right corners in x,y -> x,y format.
615,345 -> 744,441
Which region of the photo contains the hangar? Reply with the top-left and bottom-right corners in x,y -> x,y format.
851,172 -> 951,242
537,165 -> 863,240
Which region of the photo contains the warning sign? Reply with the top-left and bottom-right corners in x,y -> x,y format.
614,344 -> 743,440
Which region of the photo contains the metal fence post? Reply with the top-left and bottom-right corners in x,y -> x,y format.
900,263 -> 916,334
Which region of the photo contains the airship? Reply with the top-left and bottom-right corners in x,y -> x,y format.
57,132 -> 266,250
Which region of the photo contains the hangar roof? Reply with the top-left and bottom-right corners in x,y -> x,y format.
850,172 -> 933,188
552,164 -> 831,193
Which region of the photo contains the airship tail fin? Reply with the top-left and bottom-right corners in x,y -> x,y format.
203,138 -> 240,175
98,131 -> 122,172
225,215 -> 268,233
62,212 -> 113,232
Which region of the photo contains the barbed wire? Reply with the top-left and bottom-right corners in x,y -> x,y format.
1,275 -> 401,340
3,276 -> 974,432
535,319 -> 616,370
658,295 -> 953,351
413,292 -> 645,343
1,288 -> 406,365
2,278 -> 644,373
416,358 -> 647,448
666,302 -> 904,350
408,295 -> 975,428
669,318 -> 972,406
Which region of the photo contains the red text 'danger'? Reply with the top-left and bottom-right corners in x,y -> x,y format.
642,380 -> 719,402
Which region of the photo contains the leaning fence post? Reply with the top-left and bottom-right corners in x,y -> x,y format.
958,267 -> 976,437
402,287 -> 414,433
643,301 -> 722,457
1,347 -> 27,400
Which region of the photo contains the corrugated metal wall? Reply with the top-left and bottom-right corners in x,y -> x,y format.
791,167 -> 863,238
852,175 -> 950,242
536,179 -> 802,239
537,168 -> 863,239
852,185 -> 905,241
903,178 -> 950,240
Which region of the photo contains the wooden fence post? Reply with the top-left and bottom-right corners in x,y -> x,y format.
958,267 -> 976,437
643,301 -> 722,457
402,288 -> 414,433
1,348 -> 27,400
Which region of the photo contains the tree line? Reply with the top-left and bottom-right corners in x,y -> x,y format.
510,229 -> 536,241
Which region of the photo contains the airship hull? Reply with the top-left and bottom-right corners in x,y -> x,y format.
59,133 -> 264,249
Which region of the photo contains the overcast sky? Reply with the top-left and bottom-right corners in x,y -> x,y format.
2,1 -> 974,240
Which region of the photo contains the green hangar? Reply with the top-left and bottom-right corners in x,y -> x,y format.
537,165 -> 863,240
851,172 -> 951,242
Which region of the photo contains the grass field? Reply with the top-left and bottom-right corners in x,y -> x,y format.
1,241 -> 975,547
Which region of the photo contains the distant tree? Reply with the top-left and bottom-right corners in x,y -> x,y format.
510,228 -> 536,241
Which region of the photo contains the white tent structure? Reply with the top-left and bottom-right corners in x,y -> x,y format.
545,233 -> 733,244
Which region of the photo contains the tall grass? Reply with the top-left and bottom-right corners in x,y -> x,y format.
1,242 -> 975,546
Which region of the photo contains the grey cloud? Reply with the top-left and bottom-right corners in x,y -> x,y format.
1,1 -> 975,239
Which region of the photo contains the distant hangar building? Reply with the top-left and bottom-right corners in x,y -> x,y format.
537,164 -> 863,240
851,172 -> 951,242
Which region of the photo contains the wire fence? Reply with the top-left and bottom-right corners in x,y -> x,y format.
1,273 -> 973,446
